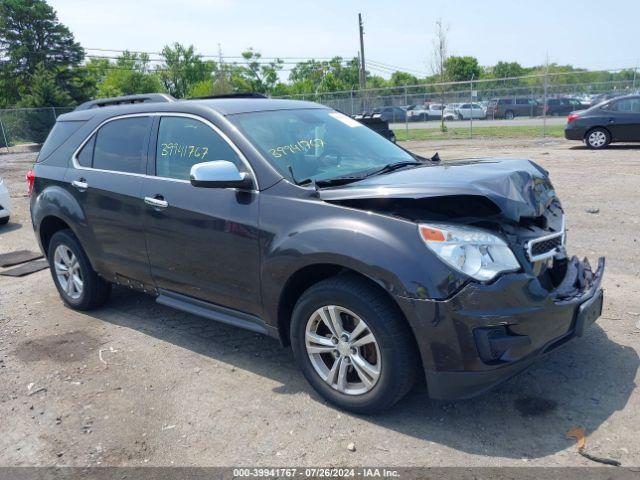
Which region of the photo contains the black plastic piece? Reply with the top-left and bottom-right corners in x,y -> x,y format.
474,327 -> 531,362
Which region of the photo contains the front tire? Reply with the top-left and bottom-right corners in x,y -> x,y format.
0,216 -> 8,225
505,110 -> 515,120
290,275 -> 418,414
585,128 -> 611,149
48,229 -> 111,310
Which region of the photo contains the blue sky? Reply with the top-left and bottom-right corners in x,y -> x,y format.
49,0 -> 640,77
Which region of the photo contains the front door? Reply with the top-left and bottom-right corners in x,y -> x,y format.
141,115 -> 262,316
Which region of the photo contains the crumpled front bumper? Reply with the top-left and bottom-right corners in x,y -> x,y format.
395,255 -> 605,400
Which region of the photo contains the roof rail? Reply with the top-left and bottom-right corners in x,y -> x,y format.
74,93 -> 175,111
189,93 -> 268,100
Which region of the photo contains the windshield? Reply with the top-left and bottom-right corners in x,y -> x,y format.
228,109 -> 414,183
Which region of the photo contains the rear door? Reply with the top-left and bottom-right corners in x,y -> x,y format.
604,97 -> 640,141
141,114 -> 262,315
67,115 -> 153,287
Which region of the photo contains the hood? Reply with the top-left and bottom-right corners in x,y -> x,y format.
318,158 -> 556,222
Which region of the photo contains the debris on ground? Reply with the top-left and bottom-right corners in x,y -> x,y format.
586,208 -> 600,214
566,427 -> 621,466
347,442 -> 356,452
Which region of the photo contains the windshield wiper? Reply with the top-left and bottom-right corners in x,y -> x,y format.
361,160 -> 424,179
314,161 -> 424,188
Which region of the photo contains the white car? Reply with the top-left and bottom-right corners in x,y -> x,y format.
456,103 -> 486,120
0,176 -> 11,225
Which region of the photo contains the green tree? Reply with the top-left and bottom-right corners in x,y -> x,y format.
16,63 -> 72,142
97,52 -> 164,98
0,0 -> 84,105
491,61 -> 526,80
389,71 -> 419,86
158,43 -> 212,98
235,48 -> 283,93
444,56 -> 481,82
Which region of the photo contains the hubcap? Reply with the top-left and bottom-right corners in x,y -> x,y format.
53,245 -> 83,300
589,131 -> 606,147
305,305 -> 381,395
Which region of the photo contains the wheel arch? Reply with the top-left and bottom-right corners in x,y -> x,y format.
275,263 -> 419,354
39,215 -> 73,257
583,125 -> 612,141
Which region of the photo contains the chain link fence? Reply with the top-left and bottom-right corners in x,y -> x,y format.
1,69 -> 638,147
0,107 -> 74,149
278,69 -> 639,140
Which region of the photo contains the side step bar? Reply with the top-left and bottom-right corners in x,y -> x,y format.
156,289 -> 269,335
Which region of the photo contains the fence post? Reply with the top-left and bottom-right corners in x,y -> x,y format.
469,76 -> 474,139
542,62 -> 549,138
404,86 -> 409,138
0,116 -> 9,151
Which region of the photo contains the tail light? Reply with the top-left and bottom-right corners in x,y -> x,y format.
26,169 -> 35,196
567,113 -> 580,124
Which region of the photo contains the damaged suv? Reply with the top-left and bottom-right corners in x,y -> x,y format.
29,94 -> 604,413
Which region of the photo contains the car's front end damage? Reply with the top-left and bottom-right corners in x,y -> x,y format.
319,157 -> 605,399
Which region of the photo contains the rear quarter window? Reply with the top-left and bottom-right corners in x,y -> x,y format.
37,121 -> 85,163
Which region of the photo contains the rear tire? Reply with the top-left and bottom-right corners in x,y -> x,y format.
0,216 -> 9,225
290,274 -> 418,414
585,128 -> 611,149
48,229 -> 111,311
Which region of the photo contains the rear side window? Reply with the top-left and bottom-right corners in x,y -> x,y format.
155,116 -> 241,180
37,121 -> 85,163
76,134 -> 95,167
92,117 -> 152,174
498,99 -> 513,105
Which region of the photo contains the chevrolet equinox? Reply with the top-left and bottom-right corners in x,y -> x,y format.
29,93 -> 605,413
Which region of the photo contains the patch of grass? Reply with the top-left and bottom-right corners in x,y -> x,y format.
394,124 -> 565,141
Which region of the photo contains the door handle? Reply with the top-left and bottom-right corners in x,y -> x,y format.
71,179 -> 88,190
144,196 -> 168,209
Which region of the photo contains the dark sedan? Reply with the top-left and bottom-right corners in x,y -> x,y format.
565,95 -> 640,148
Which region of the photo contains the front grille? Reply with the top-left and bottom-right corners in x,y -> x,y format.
531,236 -> 563,256
525,216 -> 565,262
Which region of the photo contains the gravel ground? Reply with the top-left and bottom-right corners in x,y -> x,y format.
0,138 -> 638,467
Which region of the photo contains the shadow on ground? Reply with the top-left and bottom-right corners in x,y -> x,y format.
93,286 -> 638,460
570,144 -> 640,151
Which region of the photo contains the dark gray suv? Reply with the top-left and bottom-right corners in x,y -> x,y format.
29,94 -> 604,413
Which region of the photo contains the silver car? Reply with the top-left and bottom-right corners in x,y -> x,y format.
0,176 -> 11,225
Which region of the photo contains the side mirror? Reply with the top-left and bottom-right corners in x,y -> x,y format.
190,161 -> 253,189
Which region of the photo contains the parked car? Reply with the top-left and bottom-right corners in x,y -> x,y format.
486,97 -> 541,119
456,103 -> 486,120
443,104 -> 459,120
544,98 -> 586,116
0,176 -> 11,225
406,104 -> 427,121
373,106 -> 407,122
30,93 -> 604,413
407,103 -> 444,121
565,94 -> 640,148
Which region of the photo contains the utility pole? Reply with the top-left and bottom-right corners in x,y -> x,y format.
358,13 -> 366,92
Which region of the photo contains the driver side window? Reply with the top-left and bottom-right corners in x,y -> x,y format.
155,116 -> 241,180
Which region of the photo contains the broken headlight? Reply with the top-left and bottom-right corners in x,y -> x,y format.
418,224 -> 520,281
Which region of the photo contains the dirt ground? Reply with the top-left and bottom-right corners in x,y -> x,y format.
0,138 -> 638,468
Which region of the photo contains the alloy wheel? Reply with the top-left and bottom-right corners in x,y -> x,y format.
53,244 -> 83,300
305,305 -> 381,395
